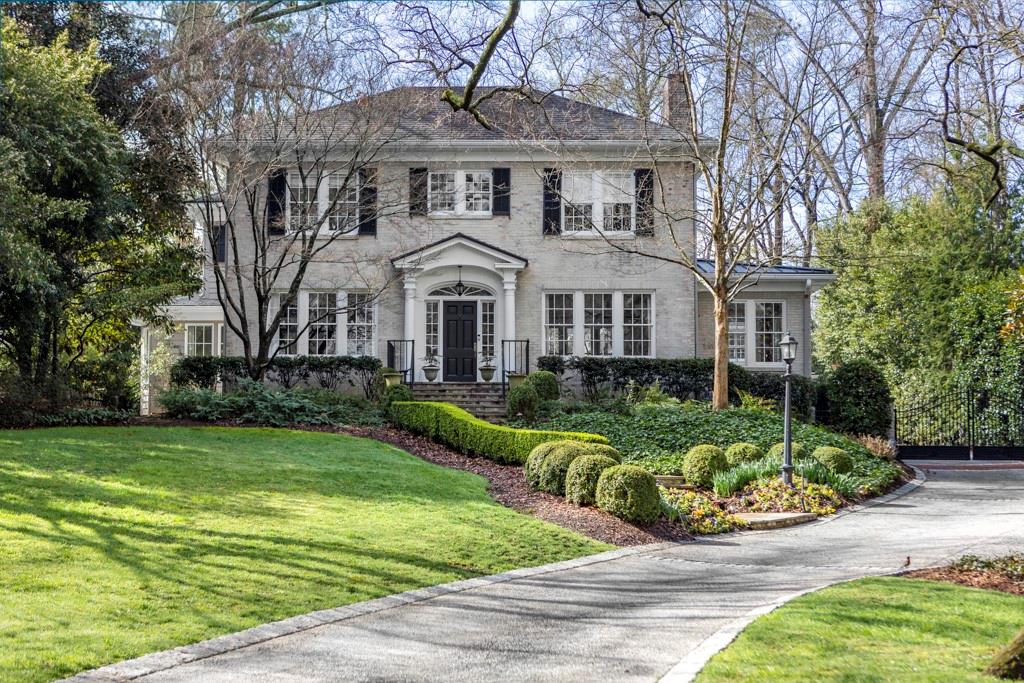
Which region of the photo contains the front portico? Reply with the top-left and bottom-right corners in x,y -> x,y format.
391,233 -> 528,383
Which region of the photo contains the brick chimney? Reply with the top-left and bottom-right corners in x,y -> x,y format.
663,72 -> 694,132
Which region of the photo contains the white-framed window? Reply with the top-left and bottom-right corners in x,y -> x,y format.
277,295 -> 299,355
622,293 -> 653,357
425,300 -> 439,357
583,293 -> 614,356
754,302 -> 784,364
307,292 -> 337,356
480,300 -> 495,359
288,173 -> 318,231
185,324 -> 215,357
544,293 -> 575,356
428,170 -> 492,216
726,300 -> 785,366
345,292 -> 375,356
543,291 -> 656,358
727,301 -> 746,362
328,173 -> 359,233
562,171 -> 635,234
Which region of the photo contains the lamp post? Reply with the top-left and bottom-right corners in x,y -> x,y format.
779,333 -> 799,486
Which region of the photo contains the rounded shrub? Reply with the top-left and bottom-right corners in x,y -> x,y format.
537,442 -> 589,495
812,446 -> 854,474
595,464 -> 661,524
507,383 -> 540,421
524,370 -> 560,401
380,383 -> 413,409
582,442 -> 622,463
725,442 -> 764,466
821,358 -> 892,437
565,454 -> 619,506
767,442 -> 808,463
525,440 -> 577,490
682,444 -> 728,488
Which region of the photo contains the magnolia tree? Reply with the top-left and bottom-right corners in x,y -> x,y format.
157,5 -> 407,379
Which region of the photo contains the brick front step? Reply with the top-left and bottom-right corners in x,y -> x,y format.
410,382 -> 507,421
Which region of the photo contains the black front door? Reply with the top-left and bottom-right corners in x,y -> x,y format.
443,300 -> 477,382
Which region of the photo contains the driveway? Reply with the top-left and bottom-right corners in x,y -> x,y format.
69,466 -> 1024,683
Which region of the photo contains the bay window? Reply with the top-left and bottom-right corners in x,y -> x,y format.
544,291 -> 654,357
428,170 -> 492,215
562,171 -> 635,233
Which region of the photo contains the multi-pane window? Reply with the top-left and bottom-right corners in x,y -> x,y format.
754,302 -> 784,363
622,293 -> 652,357
345,292 -> 375,356
328,174 -> 359,233
186,324 -> 215,357
465,172 -> 492,213
425,300 -> 439,357
544,293 -> 575,355
563,172 -> 594,233
727,301 -> 746,362
562,171 -> 635,233
277,295 -> 298,355
481,300 -> 495,359
307,292 -> 337,356
584,293 -> 613,356
288,174 -> 318,231
428,172 -> 456,213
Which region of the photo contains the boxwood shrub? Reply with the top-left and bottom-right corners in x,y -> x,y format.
565,454 -> 619,506
682,444 -> 728,487
169,355 -> 383,398
536,444 -> 586,495
767,441 -> 808,462
524,370 -> 560,401
507,383 -> 540,421
595,464 -> 661,524
389,401 -> 608,465
812,446 -> 854,474
725,442 -> 764,466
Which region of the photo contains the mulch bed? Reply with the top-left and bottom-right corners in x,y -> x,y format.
129,418 -> 690,546
904,567 -> 1024,595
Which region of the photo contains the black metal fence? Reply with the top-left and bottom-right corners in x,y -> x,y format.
501,339 -> 530,396
896,388 -> 1024,459
386,340 -> 415,387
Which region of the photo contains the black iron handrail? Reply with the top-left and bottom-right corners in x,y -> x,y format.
501,339 -> 530,396
386,339 -> 415,388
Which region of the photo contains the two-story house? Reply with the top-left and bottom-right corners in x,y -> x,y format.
138,78 -> 834,415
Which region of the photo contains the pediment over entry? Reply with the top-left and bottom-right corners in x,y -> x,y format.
391,233 -> 528,272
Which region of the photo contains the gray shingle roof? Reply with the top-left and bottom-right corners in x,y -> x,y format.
695,258 -> 834,277
305,86 -> 680,142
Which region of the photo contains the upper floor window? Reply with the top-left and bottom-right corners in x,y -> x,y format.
286,171 -> 360,233
288,173 -> 318,232
562,171 -> 634,234
328,174 -> 359,233
429,170 -> 492,216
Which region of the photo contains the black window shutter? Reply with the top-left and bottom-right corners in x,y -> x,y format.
409,167 -> 428,216
542,168 -> 561,235
266,169 -> 287,235
634,168 -> 654,236
213,224 -> 227,263
358,167 -> 378,236
492,167 -> 511,216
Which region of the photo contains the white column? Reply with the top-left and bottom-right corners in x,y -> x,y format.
403,272 -> 417,341
502,272 -> 517,341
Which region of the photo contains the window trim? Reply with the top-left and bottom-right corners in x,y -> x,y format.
560,170 -> 636,237
427,169 -> 493,217
185,323 -> 217,358
542,290 -> 655,358
727,299 -> 787,369
272,290 -> 378,359
284,171 -> 361,238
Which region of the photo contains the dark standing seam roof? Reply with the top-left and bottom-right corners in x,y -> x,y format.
695,258 -> 833,276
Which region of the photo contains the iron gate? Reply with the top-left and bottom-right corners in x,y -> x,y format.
896,389 -> 1024,459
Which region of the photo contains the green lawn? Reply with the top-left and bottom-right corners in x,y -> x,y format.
0,426 -> 609,682
698,577 -> 1024,682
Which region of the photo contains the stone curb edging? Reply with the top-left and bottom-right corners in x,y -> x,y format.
657,465 -> 928,683
58,541 -> 683,683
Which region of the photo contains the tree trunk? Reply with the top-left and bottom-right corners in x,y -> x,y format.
712,290 -> 730,411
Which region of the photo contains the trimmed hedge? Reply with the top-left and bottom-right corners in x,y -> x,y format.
682,444 -> 728,487
389,401 -> 608,465
819,359 -> 892,437
566,454 -> 619,506
595,464 -> 661,524
812,446 -> 854,474
725,442 -> 764,466
524,371 -> 560,401
536,356 -> 816,419
169,355 -> 383,397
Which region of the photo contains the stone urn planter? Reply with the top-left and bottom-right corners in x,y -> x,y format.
382,370 -> 403,387
508,373 -> 527,391
479,365 -> 496,382
422,364 -> 439,383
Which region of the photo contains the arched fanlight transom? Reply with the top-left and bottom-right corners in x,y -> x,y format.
428,284 -> 494,297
